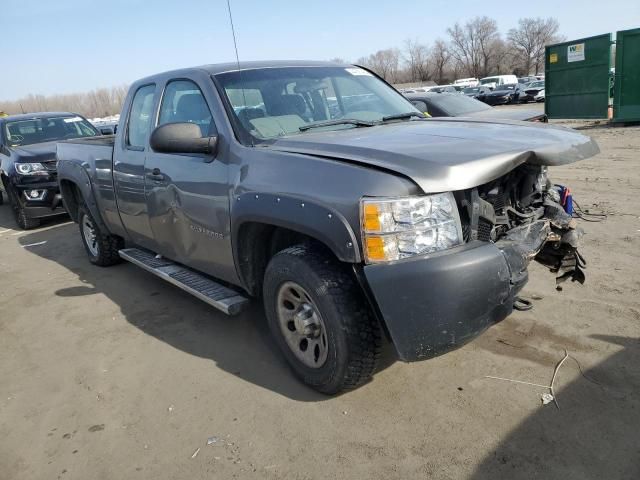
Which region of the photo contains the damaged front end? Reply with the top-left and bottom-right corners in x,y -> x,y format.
362,165 -> 589,362
456,164 -> 586,293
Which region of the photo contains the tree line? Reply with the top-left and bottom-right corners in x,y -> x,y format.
0,85 -> 128,119
352,16 -> 563,84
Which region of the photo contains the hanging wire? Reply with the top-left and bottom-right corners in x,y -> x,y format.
572,198 -> 608,223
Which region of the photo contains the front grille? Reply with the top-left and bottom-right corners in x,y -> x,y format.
462,223 -> 471,243
491,192 -> 506,211
478,219 -> 492,242
455,189 -> 495,243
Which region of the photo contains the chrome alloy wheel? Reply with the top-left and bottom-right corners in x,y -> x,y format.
276,281 -> 329,368
82,214 -> 99,256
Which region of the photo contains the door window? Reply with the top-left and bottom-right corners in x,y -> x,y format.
158,80 -> 215,136
127,84 -> 156,148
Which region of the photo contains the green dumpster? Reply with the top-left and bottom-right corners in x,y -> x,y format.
545,34 -> 612,119
613,27 -> 640,122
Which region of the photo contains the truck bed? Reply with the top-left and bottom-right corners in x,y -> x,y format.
60,135 -> 116,147
56,135 -> 120,234
56,135 -> 115,166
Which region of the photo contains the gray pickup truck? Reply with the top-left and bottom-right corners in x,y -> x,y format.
56,61 -> 598,394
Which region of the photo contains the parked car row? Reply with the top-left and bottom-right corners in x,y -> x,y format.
405,92 -> 547,122
400,75 -> 545,105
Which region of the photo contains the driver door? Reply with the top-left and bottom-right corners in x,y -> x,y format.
144,79 -> 234,283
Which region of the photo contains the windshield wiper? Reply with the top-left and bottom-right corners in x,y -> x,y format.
299,119 -> 375,132
381,112 -> 426,122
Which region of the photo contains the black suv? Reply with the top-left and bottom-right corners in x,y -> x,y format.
0,112 -> 99,229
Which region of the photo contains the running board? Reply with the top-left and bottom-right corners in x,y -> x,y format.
118,248 -> 250,315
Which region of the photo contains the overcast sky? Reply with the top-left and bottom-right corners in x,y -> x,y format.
2,0 -> 639,100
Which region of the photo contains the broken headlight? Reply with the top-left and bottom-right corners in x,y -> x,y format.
360,193 -> 463,263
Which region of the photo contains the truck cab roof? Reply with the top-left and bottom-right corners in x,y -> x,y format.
134,60 -> 350,85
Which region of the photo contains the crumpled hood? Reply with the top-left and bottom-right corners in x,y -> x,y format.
464,108 -> 544,122
267,118 -> 599,192
10,141 -> 58,163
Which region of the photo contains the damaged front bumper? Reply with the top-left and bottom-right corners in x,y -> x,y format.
363,203 -> 585,362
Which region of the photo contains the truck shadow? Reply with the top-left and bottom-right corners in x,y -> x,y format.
470,334 -> 640,479
17,221 -> 396,402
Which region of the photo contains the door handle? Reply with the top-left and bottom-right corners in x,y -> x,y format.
147,168 -> 164,181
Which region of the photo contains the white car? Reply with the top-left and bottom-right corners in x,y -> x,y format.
479,74 -> 518,90
454,78 -> 479,88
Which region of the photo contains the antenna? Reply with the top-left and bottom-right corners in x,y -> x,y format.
226,0 -> 242,74
226,0 -> 248,118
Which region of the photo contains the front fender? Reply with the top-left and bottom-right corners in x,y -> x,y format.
231,192 -> 361,263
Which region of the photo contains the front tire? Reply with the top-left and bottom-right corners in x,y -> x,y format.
78,204 -> 123,266
263,244 -> 381,394
7,186 -> 40,230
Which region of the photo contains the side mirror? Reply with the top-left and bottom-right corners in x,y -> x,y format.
150,122 -> 217,155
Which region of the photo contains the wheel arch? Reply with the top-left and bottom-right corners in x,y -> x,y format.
57,162 -> 109,232
231,193 -> 362,295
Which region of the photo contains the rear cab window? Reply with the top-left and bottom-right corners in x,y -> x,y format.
127,84 -> 156,149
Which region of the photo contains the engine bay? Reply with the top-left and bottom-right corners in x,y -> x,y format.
456,164 -> 586,290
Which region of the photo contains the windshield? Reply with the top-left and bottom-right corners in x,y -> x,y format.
480,77 -> 498,85
4,116 -> 98,146
529,81 -> 545,88
430,94 -> 491,115
214,66 -> 421,143
463,87 -> 480,93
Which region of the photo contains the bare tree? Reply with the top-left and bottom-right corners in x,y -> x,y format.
430,39 -> 450,84
491,37 -> 513,75
403,38 -> 431,82
508,18 -> 563,75
448,16 -> 500,78
359,48 -> 402,83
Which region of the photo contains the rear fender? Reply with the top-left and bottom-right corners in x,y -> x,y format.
57,161 -> 109,232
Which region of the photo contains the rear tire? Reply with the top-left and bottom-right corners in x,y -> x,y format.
7,186 -> 40,230
263,244 -> 381,394
78,204 -> 123,266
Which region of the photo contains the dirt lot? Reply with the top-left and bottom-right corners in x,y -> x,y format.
1,118 -> 639,480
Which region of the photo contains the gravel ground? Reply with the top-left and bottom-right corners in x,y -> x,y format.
1,117 -> 639,480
